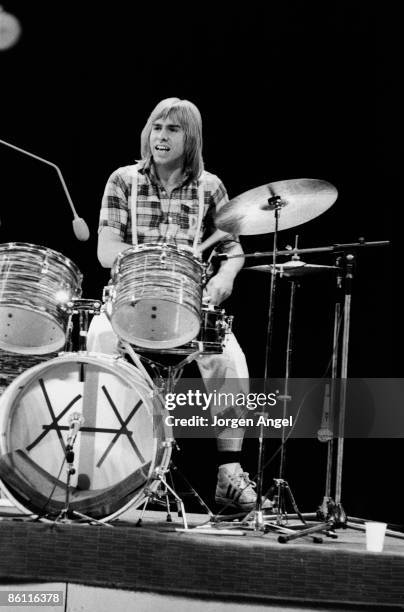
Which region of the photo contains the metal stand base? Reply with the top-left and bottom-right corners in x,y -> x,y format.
136,472 -> 189,530
210,477 -> 324,543
272,500 -> 404,543
52,509 -> 113,527
135,461 -> 214,530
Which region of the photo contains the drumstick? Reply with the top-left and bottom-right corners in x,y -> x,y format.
197,229 -> 231,254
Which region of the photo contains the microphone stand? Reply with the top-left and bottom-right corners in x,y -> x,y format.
53,425 -> 111,527
317,256 -> 342,520
0,137 -> 90,241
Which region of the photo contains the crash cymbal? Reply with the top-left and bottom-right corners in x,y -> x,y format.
246,260 -> 339,277
215,178 -> 338,235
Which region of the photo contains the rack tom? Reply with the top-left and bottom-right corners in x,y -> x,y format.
0,243 -> 82,355
105,243 -> 204,349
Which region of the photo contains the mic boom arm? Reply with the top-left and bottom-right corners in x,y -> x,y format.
0,137 -> 90,241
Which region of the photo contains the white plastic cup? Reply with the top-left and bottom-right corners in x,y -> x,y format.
365,521 -> 387,552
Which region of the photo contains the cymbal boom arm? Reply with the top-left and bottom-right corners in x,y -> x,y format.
212,239 -> 390,263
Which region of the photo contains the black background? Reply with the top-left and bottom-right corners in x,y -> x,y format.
0,3 -> 400,523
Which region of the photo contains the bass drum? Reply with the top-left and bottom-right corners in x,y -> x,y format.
0,352 -> 171,522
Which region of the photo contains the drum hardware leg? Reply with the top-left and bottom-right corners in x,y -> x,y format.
136,495 -> 152,526
63,314 -> 74,352
119,341 -> 155,390
164,492 -> 173,522
138,470 -> 189,529
168,461 -> 214,519
265,478 -> 307,526
155,474 -> 188,530
78,309 -> 89,351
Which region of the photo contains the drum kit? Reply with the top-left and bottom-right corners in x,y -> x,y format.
0,177 -> 390,532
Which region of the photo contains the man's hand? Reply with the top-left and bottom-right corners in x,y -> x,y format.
203,272 -> 235,306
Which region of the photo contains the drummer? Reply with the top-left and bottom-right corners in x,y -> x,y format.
88,97 -> 270,511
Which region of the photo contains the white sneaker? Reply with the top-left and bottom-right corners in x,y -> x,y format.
215,463 -> 273,511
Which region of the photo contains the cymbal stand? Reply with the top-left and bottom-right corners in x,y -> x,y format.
266,241 -> 309,528
242,195 -> 283,531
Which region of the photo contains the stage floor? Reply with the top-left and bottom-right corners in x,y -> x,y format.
1,499 -> 404,610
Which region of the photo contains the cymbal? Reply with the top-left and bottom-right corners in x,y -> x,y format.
246,260 -> 339,278
215,178 -> 338,235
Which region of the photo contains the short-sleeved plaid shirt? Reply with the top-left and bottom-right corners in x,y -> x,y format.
99,162 -> 229,250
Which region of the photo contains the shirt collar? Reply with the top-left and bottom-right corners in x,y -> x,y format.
138,158 -> 193,188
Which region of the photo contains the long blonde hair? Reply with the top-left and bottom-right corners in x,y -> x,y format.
140,97 -> 204,180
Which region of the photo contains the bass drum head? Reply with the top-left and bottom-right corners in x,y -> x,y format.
0,352 -> 171,522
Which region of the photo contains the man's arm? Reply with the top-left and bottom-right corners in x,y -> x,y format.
98,227 -> 130,269
97,167 -> 132,268
204,238 -> 245,306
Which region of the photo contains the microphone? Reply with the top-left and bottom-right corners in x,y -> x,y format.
317,383 -> 334,442
67,412 -> 85,446
0,138 -> 90,241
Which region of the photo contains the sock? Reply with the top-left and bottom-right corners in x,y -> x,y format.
217,451 -> 242,469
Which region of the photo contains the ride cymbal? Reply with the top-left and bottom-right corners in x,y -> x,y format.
215,178 -> 338,235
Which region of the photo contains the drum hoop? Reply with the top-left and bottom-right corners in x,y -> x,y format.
113,242 -> 204,269
0,242 -> 83,281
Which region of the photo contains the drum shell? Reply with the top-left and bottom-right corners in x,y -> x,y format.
0,352 -> 171,522
130,307 -> 234,356
0,349 -> 59,398
106,244 -> 204,349
0,242 -> 82,355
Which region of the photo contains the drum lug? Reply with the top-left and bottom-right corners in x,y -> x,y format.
68,298 -> 102,315
41,259 -> 50,274
153,466 -> 169,478
224,315 -> 234,334
161,439 -> 175,449
102,284 -> 114,302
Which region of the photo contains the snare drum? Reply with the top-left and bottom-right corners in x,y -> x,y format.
130,306 -> 234,356
0,352 -> 171,522
105,243 -> 204,349
0,243 -> 82,355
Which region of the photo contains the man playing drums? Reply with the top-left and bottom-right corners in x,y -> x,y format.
88,97 -> 270,511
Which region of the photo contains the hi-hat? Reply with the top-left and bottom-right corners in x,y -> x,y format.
214,178 -> 338,235
246,260 -> 339,278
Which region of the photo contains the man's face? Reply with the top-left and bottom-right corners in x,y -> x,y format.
150,116 -> 185,169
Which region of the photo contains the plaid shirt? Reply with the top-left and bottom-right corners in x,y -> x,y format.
99,162 -> 229,250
